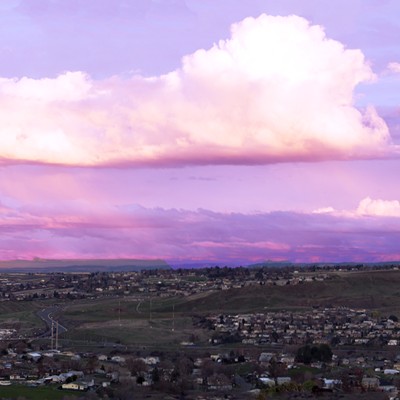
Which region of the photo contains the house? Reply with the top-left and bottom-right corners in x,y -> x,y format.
259,377 -> 275,387
323,378 -> 342,389
361,377 -> 379,389
384,369 -> 399,375
59,371 -> 84,382
276,377 -> 291,385
111,355 -> 125,364
207,374 -> 232,391
9,374 -> 23,381
61,381 -> 88,391
27,352 -> 41,362
106,371 -> 119,382
259,353 -> 274,363
141,356 -> 160,365
43,375 -> 63,384
379,385 -> 398,395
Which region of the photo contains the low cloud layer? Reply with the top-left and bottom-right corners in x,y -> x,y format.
1,198 -> 400,263
0,14 -> 392,167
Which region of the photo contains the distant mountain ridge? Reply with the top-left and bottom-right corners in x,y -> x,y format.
0,258 -> 171,272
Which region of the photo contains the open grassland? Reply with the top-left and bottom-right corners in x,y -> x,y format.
64,297 -> 148,322
0,310 -> 42,332
0,300 -> 47,333
63,295 -> 211,323
63,316 -> 207,347
61,297 -> 210,346
0,301 -> 45,314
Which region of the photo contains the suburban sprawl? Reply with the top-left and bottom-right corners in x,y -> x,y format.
1,264 -> 400,399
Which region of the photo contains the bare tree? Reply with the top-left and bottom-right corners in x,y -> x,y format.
126,358 -> 148,377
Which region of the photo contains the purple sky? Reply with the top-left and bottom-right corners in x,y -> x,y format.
1,0 -> 400,264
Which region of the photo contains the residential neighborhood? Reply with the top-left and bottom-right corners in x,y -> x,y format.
2,266 -> 400,398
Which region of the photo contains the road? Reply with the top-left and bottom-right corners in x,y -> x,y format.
37,306 -> 68,337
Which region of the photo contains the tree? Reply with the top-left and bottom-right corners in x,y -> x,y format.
201,359 -> 216,379
268,359 -> 286,378
318,343 -> 333,362
84,357 -> 98,374
126,358 -> 147,377
295,345 -> 313,364
151,367 -> 160,384
295,344 -> 332,364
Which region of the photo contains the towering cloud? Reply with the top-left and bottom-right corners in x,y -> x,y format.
0,14 -> 391,167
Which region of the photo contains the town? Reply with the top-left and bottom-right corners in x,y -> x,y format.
1,264 -> 400,399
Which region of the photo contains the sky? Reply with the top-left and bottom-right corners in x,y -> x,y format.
1,0 -> 400,265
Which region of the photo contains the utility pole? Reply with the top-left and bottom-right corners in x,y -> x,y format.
56,321 -> 59,350
119,299 -> 121,327
149,297 -> 152,323
50,320 -> 54,350
172,304 -> 175,332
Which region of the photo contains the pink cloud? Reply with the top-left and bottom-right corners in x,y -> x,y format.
0,14 -> 392,167
2,202 -> 400,263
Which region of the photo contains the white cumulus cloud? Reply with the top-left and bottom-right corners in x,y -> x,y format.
0,14 -> 391,167
387,62 -> 400,74
357,197 -> 400,217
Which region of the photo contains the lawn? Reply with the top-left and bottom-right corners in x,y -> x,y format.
0,385 -> 83,400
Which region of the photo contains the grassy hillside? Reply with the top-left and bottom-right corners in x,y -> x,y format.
0,300 -> 48,333
173,270 -> 400,314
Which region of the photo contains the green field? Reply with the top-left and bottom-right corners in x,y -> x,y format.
0,385 -> 83,400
